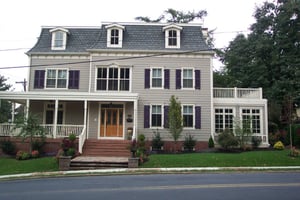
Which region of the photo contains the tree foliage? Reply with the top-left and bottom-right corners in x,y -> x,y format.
168,95 -> 183,149
0,75 -> 12,123
135,8 -> 207,23
218,0 -> 300,124
15,113 -> 45,153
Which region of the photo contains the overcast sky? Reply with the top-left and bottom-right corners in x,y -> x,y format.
0,0 -> 267,91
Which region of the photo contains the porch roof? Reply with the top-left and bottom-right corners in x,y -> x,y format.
0,91 -> 139,104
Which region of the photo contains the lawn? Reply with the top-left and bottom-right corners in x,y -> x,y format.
0,157 -> 58,176
0,150 -> 299,176
141,150 -> 300,168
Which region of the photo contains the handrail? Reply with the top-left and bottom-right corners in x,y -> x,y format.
213,87 -> 262,99
78,126 -> 86,154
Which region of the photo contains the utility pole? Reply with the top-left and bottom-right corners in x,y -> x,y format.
15,78 -> 27,91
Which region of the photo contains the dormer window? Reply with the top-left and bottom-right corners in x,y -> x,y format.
163,24 -> 182,49
105,24 -> 125,48
50,28 -> 69,50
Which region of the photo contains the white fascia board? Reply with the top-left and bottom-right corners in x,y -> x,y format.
0,91 -> 139,102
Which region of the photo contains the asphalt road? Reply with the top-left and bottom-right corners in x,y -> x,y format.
0,172 -> 299,200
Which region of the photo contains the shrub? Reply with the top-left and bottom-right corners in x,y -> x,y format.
208,136 -> 215,148
251,136 -> 262,149
151,130 -> 164,151
183,134 -> 196,152
0,139 -> 16,155
67,148 -> 76,157
31,150 -> 39,158
217,129 -> 239,150
16,150 -> 30,160
69,133 -> 76,142
289,147 -> 300,157
137,134 -> 147,163
273,141 -> 285,150
31,138 -> 45,153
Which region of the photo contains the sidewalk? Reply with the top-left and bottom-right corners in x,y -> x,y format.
1,166 -> 300,180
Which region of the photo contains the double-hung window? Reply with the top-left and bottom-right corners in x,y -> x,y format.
96,67 -> 130,91
183,105 -> 194,128
183,69 -> 193,88
110,29 -> 119,45
151,105 -> 162,128
151,68 -> 163,88
46,69 -> 68,89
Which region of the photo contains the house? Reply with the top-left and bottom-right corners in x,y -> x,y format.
0,22 -> 269,155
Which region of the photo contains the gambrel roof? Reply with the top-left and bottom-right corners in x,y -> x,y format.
27,22 -> 211,54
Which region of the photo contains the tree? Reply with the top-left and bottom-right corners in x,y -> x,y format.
168,95 -> 183,152
135,8 -> 207,23
0,75 -> 12,123
15,113 -> 45,153
219,0 -> 300,126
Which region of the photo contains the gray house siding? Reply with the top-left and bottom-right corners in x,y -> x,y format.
87,102 -> 99,139
28,57 -> 90,92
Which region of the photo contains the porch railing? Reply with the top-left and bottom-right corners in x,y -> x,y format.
78,127 -> 87,154
0,123 -> 84,138
213,87 -> 262,99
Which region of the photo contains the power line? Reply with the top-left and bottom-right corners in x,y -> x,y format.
0,49 -> 213,70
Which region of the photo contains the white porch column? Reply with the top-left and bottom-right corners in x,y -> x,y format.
84,100 -> 88,138
11,102 -> 15,123
53,99 -> 58,138
25,99 -> 29,120
133,99 -> 138,140
264,100 -> 269,146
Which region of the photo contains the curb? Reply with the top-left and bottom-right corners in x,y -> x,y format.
1,166 -> 300,180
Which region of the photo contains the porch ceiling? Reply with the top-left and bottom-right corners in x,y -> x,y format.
0,91 -> 139,102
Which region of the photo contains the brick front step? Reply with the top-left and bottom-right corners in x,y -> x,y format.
82,139 -> 131,157
70,156 -> 129,170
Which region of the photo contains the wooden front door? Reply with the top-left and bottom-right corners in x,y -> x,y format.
100,107 -> 123,138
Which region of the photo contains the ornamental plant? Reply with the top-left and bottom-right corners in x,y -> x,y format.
273,141 -> 285,150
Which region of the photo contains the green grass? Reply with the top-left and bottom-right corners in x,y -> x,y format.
141,150 -> 300,168
0,157 -> 58,176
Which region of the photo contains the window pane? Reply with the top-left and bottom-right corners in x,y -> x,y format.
57,79 -> 66,88
183,69 -> 193,88
97,80 -> 107,90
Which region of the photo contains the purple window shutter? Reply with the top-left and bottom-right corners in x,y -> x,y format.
176,69 -> 181,89
164,69 -> 170,89
195,106 -> 201,129
195,70 -> 201,90
144,105 -> 150,128
69,70 -> 80,89
145,69 -> 150,89
164,105 -> 169,128
34,70 -> 45,89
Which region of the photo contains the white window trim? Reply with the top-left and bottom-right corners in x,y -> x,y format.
214,107 -> 236,134
163,25 -> 182,49
150,104 -> 164,129
106,24 -> 125,48
50,28 -> 69,50
43,102 -> 65,124
182,104 -> 195,129
45,68 -> 69,89
150,67 -> 164,89
95,65 -> 132,92
239,107 -> 263,135
181,67 -> 195,90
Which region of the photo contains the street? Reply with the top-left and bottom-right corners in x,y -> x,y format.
0,172 -> 299,200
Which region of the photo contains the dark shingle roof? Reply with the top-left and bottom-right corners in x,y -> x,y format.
28,23 -> 211,54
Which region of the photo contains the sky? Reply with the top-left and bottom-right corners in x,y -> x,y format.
0,0 -> 267,91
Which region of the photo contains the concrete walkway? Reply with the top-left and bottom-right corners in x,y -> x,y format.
1,166 -> 300,180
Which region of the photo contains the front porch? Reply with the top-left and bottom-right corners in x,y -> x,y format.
0,91 -> 139,154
